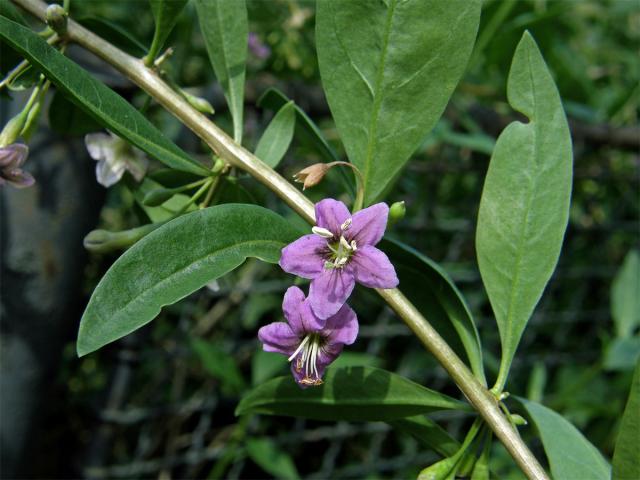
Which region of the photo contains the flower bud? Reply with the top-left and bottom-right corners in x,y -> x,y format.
293,163 -> 330,190
179,88 -> 215,115
143,188 -> 174,206
21,97 -> 43,141
388,201 -> 406,225
510,414 -> 528,426
0,112 -> 28,147
45,4 -> 68,36
417,456 -> 458,480
83,223 -> 161,253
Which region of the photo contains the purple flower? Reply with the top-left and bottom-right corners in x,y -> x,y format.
258,286 -> 358,388
248,33 -> 271,60
0,143 -> 35,188
279,199 -> 398,319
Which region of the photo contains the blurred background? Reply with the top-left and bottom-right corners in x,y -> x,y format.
1,0 -> 638,478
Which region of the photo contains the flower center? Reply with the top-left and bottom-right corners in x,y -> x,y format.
312,218 -> 357,270
288,333 -> 325,385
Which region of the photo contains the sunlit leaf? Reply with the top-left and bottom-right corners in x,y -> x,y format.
476,32 -> 573,387
77,204 -> 299,356
316,0 -> 481,204
146,0 -> 189,63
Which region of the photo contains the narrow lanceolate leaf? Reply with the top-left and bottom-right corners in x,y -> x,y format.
77,205 -> 299,356
388,416 -> 460,458
613,361 -> 640,480
516,397 -> 611,480
254,101 -> 296,168
383,239 -> 486,384
236,366 -> 470,422
195,0 -> 248,143
476,32 -> 573,388
257,87 -> 341,165
611,250 -> 640,339
316,0 -> 480,204
0,17 -> 208,176
146,0 -> 189,64
246,438 -> 300,480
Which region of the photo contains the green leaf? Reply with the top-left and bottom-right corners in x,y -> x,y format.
0,17 -> 209,176
0,0 -> 27,26
611,250 -> 640,338
146,0 -> 189,64
77,204 -> 299,356
604,337 -> 640,372
383,239 -> 486,384
246,438 -> 300,480
254,101 -> 296,168
251,350 -> 288,386
133,177 -> 195,223
236,366 -> 469,422
257,87 -> 341,165
613,361 -> 640,480
48,90 -> 102,136
194,0 -> 248,143
516,397 -> 611,480
191,338 -> 246,394
388,416 -> 460,458
475,32 -> 573,389
316,0 -> 480,204
257,87 -> 354,195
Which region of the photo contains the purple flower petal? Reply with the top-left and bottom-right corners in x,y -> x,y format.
0,144 -> 28,168
282,286 -> 324,335
279,234 -> 327,279
348,202 -> 389,246
350,245 -> 399,289
258,322 -> 299,356
4,168 -> 35,189
323,303 -> 358,346
308,268 -> 355,319
315,199 -> 350,236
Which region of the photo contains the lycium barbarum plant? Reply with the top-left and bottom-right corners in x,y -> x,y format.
2,1 -> 627,479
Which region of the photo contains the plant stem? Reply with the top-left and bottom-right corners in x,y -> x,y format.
10,2 -> 549,478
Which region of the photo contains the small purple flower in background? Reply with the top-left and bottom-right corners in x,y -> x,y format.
248,32 -> 271,60
280,199 -> 399,319
85,131 -> 148,187
0,143 -> 35,188
258,286 -> 358,388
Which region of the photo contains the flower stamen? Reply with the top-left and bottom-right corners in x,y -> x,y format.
289,333 -> 324,383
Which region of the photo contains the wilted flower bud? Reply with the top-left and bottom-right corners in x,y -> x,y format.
45,4 -> 68,36
0,144 -> 35,188
293,163 -> 330,190
388,200 -> 406,225
85,131 -> 148,187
